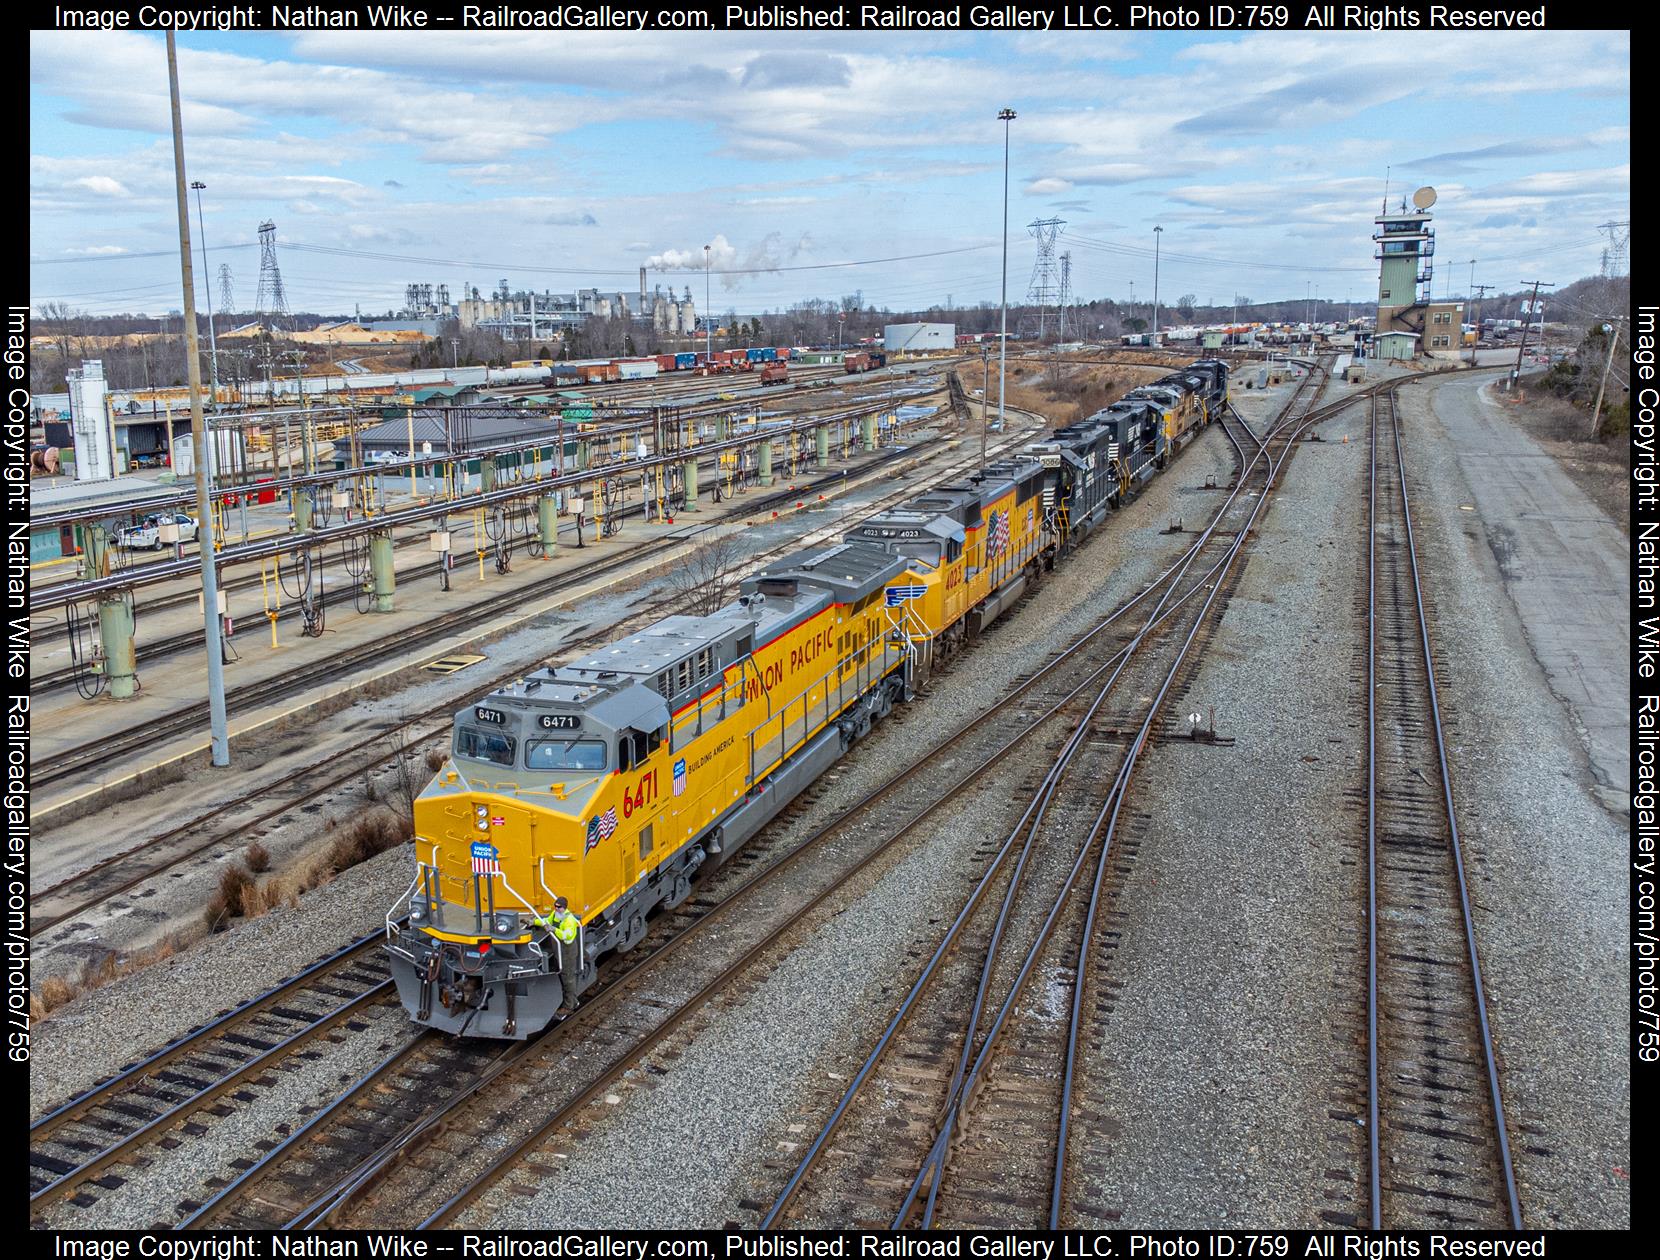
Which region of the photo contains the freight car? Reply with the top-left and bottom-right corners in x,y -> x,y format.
386,359 -> 1228,1038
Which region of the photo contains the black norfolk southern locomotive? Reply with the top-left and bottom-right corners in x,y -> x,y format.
387,358 -> 1228,1038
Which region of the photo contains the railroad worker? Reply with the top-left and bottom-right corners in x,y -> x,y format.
540,896 -> 580,946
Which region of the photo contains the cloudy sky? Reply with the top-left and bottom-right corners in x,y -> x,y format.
29,28 -> 1630,320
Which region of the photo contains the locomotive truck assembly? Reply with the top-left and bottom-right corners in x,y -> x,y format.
387,360 -> 1230,1037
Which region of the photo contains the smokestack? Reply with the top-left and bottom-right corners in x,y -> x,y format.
640,266 -> 647,315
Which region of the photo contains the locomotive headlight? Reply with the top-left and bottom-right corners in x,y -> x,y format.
493,915 -> 515,936
474,804 -> 488,818
476,819 -> 490,831
408,899 -> 427,923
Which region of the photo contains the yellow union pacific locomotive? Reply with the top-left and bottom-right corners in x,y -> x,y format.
387,456 -> 1054,1038
387,360 -> 1228,1038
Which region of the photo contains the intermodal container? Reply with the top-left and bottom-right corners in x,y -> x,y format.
676,352 -> 698,370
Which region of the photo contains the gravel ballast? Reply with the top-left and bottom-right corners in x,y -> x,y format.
1066,383 -> 1374,1228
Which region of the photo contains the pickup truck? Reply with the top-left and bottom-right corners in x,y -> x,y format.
117,512 -> 198,550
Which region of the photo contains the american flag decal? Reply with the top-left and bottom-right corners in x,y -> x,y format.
585,816 -> 601,853
470,842 -> 501,876
885,584 -> 927,607
987,509 -> 1011,558
597,806 -> 618,840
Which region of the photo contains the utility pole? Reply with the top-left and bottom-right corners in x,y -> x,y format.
1469,284 -> 1493,366
1512,280 -> 1554,384
998,107 -> 1016,434
980,344 -> 990,472
191,181 -> 220,411
1589,320 -> 1623,439
1151,226 -> 1162,342
166,31 -> 229,767
703,244 -> 712,361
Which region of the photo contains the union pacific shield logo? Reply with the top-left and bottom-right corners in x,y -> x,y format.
885,584 -> 927,607
673,758 -> 687,797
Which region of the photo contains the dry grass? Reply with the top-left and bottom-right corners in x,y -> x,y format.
244,841 -> 271,873
424,747 -> 445,772
33,928 -> 201,1021
965,359 -> 1162,428
224,807 -> 414,926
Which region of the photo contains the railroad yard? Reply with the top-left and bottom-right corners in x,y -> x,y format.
25,21 -> 1631,1241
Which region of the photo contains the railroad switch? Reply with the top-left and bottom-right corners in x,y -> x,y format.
1178,709 -> 1234,747
1161,518 -> 1186,535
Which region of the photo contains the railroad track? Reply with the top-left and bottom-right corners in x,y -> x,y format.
33,421 -> 1045,940
759,369 -> 1336,1229
28,934 -> 393,1215
1362,383 -> 1521,1229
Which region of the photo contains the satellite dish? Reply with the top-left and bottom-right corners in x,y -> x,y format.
1412,186 -> 1437,210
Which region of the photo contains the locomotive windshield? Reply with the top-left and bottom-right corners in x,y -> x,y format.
526,739 -> 609,772
455,726 -> 516,766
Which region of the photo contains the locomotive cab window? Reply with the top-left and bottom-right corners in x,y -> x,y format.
526,739 -> 607,772
455,726 -> 517,767
617,728 -> 661,772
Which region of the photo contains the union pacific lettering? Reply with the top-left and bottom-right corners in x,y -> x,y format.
741,623 -> 838,701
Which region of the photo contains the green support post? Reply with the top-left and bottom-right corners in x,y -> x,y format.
683,457 -> 699,511
369,530 -> 396,613
293,489 -> 312,532
862,412 -> 878,451
758,438 -> 773,487
538,494 -> 559,552
815,425 -> 829,469
480,455 -> 498,493
98,594 -> 138,700
85,523 -> 111,579
715,415 -> 730,442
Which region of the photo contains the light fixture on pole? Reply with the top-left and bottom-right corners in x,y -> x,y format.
1151,225 -> 1162,343
997,106 -> 1016,438
704,244 -> 712,361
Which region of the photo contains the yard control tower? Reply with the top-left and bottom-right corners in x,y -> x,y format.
1374,186 -> 1437,360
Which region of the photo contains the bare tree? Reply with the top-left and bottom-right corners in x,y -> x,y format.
661,533 -> 746,616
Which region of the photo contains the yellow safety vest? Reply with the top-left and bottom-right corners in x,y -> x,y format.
549,911 -> 579,945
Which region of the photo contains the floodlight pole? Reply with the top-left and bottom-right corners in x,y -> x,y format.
167,32 -> 230,766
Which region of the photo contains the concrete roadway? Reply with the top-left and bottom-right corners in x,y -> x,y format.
1423,369 -> 1629,812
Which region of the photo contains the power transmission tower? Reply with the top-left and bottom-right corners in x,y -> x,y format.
217,264 -> 234,319
254,220 -> 290,330
1597,220 -> 1630,277
1023,217 -> 1065,341
1058,251 -> 1073,342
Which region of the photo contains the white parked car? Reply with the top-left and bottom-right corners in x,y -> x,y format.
117,511 -> 198,550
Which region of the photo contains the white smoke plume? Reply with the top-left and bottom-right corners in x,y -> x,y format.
644,233 -> 814,290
